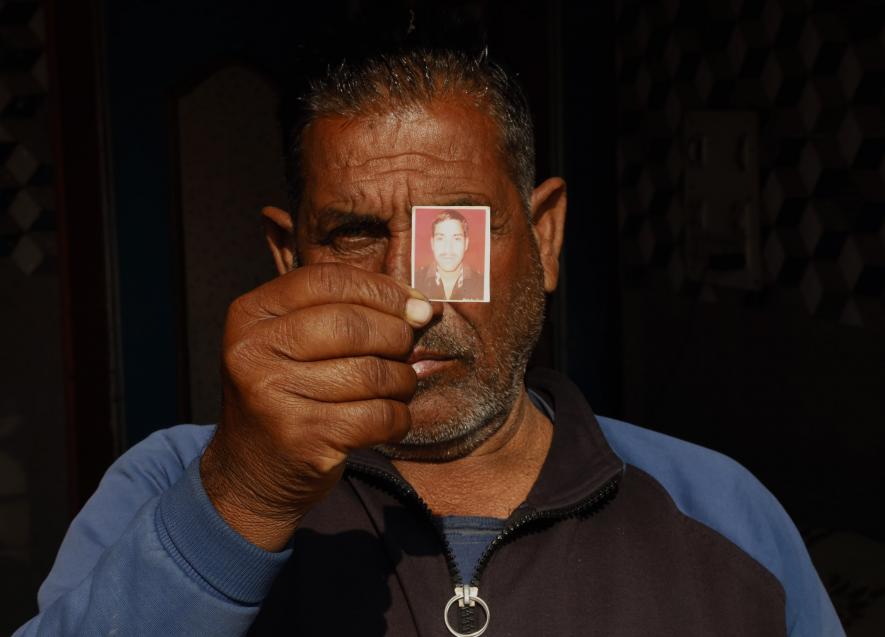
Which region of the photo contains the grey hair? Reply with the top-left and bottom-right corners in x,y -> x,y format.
284,48 -> 536,212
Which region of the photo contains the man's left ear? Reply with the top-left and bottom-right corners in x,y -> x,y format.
262,206 -> 297,275
529,177 -> 567,292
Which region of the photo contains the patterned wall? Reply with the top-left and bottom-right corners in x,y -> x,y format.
616,0 -> 885,326
1,0 -> 53,270
0,0 -> 67,631
615,1 -> 885,632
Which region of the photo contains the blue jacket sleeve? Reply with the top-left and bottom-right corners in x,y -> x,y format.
14,425 -> 291,636
597,416 -> 845,637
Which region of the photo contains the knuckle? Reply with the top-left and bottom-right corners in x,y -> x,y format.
255,369 -> 293,397
312,399 -> 408,450
332,306 -> 370,345
226,292 -> 256,327
379,400 -> 410,439
363,356 -> 392,390
375,317 -> 412,357
304,262 -> 406,313
305,262 -> 346,299
376,281 -> 404,312
373,276 -> 410,315
222,337 -> 257,380
389,319 -> 413,353
224,293 -> 266,349
288,430 -> 347,477
396,362 -> 418,395
302,451 -> 345,478
371,399 -> 399,430
226,294 -> 246,322
274,315 -> 308,359
223,297 -> 247,340
344,400 -> 390,441
274,420 -> 344,477
347,400 -> 377,427
310,409 -> 357,451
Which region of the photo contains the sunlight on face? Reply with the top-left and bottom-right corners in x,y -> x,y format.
297,102 -> 546,460
432,218 -> 469,272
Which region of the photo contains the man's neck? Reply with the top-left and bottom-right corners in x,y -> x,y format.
392,389 -> 553,519
437,265 -> 462,296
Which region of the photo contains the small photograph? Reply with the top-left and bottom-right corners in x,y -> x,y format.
411,205 -> 491,302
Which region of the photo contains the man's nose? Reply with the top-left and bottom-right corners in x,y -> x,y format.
383,232 -> 412,285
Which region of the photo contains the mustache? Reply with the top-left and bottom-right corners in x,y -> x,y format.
413,313 -> 476,361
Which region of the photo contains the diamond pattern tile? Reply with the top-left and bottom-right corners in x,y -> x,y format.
814,109 -> 862,169
800,201 -> 849,257
765,225 -> 808,284
1,0 -> 54,279
840,235 -> 885,297
8,187 -> 39,229
5,143 -> 38,184
616,0 -> 885,325
10,233 -> 42,274
812,44 -> 862,107
800,260 -> 848,319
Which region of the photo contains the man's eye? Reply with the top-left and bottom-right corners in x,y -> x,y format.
319,223 -> 388,252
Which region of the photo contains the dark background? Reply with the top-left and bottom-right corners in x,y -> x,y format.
1,0 -> 883,633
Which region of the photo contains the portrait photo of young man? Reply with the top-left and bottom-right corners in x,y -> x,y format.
412,206 -> 490,302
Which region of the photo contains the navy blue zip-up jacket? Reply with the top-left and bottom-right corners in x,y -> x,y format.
16,369 -> 843,636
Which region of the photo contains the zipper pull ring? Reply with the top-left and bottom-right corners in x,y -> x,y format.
444,585 -> 491,637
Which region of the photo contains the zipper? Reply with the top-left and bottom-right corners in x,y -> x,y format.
345,460 -> 466,585
470,474 -> 620,587
346,458 -> 621,636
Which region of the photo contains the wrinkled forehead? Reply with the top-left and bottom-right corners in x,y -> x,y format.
298,100 -> 511,210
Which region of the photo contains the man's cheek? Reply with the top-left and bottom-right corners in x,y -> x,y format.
450,303 -> 495,346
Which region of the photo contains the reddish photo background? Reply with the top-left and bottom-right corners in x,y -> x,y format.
412,207 -> 488,274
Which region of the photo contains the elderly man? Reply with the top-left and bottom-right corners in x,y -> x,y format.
416,210 -> 485,301
17,50 -> 842,636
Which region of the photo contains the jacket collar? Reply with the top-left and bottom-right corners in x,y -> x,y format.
346,367 -> 623,514
519,367 -> 623,512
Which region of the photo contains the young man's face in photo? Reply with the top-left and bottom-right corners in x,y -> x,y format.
432,218 -> 469,272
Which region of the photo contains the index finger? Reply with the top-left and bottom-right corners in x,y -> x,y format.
237,262 -> 433,327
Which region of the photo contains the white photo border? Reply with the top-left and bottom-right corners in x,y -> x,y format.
411,205 -> 491,303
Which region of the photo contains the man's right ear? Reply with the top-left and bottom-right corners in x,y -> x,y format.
261,206 -> 297,275
529,177 -> 567,293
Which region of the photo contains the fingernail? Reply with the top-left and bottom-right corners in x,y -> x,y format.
405,298 -> 432,326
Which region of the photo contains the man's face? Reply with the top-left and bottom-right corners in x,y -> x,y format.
431,218 -> 468,272
295,99 -> 546,459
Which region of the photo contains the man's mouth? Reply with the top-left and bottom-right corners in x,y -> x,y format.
407,349 -> 456,380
